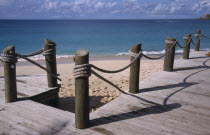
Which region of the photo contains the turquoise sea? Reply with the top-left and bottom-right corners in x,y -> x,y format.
0,19 -> 210,59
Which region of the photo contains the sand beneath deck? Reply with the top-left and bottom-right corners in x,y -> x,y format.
0,58 -> 163,112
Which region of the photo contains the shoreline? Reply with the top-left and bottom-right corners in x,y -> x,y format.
0,53 -> 182,67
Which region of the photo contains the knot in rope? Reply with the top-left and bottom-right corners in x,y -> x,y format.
129,50 -> 141,58
73,64 -> 91,79
195,34 -> 201,37
43,48 -> 55,56
0,53 -> 18,63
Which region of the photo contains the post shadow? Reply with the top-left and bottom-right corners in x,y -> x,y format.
139,82 -> 198,93
90,57 -> 210,127
189,56 -> 208,60
57,96 -> 105,113
91,103 -> 181,127
174,66 -> 209,71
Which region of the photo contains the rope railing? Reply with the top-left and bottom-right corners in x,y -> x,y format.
1,40 -> 61,104
191,35 -> 200,45
177,36 -> 192,49
43,48 -> 56,56
0,53 -> 18,63
142,40 -> 177,60
1,29 -> 208,129
19,47 -> 56,58
74,48 -> 142,128
15,52 -> 61,81
0,46 -> 61,81
92,51 -> 142,73
176,41 -> 185,49
201,34 -> 210,39
191,38 -> 198,45
21,49 -> 44,57
73,51 -> 142,79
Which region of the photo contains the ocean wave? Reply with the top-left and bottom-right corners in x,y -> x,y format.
18,55 -> 74,61
115,48 -> 210,56
17,48 -> 210,61
115,50 -> 166,56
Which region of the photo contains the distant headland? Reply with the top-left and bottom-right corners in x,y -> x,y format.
199,14 -> 210,19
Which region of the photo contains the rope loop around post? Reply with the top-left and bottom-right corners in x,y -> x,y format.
141,40 -> 177,60
129,50 -> 142,58
0,53 -> 18,63
15,52 -> 61,81
43,48 -> 56,56
165,40 -> 177,44
195,34 -> 201,37
73,50 -> 142,76
183,36 -> 191,40
73,64 -> 91,79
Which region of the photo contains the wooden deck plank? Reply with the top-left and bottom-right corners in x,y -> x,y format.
0,51 -> 210,135
0,114 -> 42,135
0,119 -> 29,135
89,51 -> 210,135
91,93 -> 210,134
0,104 -> 72,133
14,100 -> 74,119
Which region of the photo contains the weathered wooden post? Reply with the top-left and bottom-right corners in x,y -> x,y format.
43,39 -> 58,88
183,34 -> 191,59
43,39 -> 59,105
2,46 -> 17,103
163,37 -> 176,72
195,29 -> 201,51
129,44 -> 141,94
75,49 -> 90,129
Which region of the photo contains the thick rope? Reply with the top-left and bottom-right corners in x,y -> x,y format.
91,51 -> 142,73
129,50 -> 139,57
201,34 -> 210,39
0,54 -> 18,63
73,64 -> 91,79
175,36 -> 192,49
191,37 -> 200,45
21,49 -> 44,57
73,51 -> 142,78
183,36 -> 192,46
15,53 -> 61,81
91,69 -> 127,94
21,48 -> 55,57
142,40 -> 177,60
43,48 -> 56,56
176,41 -> 185,48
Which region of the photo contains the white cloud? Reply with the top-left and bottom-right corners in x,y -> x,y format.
0,0 -> 209,19
0,0 -> 11,6
193,0 -> 210,13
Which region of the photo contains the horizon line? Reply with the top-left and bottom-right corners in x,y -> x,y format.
0,18 -> 199,21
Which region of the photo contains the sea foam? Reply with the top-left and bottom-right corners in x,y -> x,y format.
116,48 -> 210,56
18,55 -> 74,61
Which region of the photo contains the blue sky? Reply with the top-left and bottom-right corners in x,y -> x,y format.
0,0 -> 210,19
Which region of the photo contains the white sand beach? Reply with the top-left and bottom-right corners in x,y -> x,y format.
0,58 -> 163,112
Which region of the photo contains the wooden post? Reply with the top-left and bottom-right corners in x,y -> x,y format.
44,39 -> 58,87
3,46 -> 17,103
163,37 -> 176,72
129,44 -> 141,94
183,34 -> 191,59
43,39 -> 59,105
75,49 -> 90,129
195,29 -> 201,51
